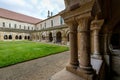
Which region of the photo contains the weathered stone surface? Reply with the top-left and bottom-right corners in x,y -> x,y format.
0,51 -> 69,80
50,69 -> 85,80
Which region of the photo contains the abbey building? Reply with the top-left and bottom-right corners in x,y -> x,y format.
0,8 -> 69,44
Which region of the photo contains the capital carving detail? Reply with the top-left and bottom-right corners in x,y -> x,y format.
77,16 -> 91,32
90,19 -> 104,31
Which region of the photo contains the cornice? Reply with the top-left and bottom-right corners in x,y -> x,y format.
60,0 -> 95,21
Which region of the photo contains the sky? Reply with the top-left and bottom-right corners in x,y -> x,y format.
0,0 -> 65,19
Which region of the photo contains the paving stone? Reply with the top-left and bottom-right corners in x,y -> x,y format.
0,51 -> 70,80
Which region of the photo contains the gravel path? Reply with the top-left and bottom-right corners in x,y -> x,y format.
0,51 -> 70,80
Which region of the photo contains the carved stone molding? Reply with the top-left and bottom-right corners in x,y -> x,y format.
60,0 -> 95,22
90,19 -> 104,31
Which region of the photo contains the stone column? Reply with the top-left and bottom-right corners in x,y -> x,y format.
53,35 -> 56,43
66,19 -> 79,69
62,34 -> 67,45
91,19 -> 104,59
77,16 -> 93,73
45,34 -> 49,42
12,33 -> 16,41
39,34 -> 42,41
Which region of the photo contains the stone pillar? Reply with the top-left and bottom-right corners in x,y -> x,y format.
52,31 -> 56,43
39,34 -> 42,41
62,34 -> 67,45
53,35 -> 56,43
0,32 -> 4,41
45,35 -> 49,42
77,16 -> 93,73
91,19 -> 104,59
12,33 -> 16,41
66,19 -> 79,69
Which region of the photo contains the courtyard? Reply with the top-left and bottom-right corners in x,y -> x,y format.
0,51 -> 69,80
0,41 -> 68,68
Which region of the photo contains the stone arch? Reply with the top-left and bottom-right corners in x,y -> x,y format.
49,32 -> 53,42
56,31 -> 62,43
19,35 -> 22,40
110,27 -> 120,49
28,36 -> 30,40
100,16 -> 120,80
9,35 -> 12,40
24,36 -> 27,40
15,35 -> 18,40
108,22 -> 120,79
4,35 -> 8,40
66,30 -> 70,42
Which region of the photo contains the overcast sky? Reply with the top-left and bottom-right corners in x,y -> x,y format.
0,0 -> 65,19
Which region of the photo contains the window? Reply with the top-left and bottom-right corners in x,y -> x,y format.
44,23 -> 46,28
40,24 -> 42,29
19,25 -> 21,29
9,23 -> 11,28
51,20 -> 53,27
24,26 -> 25,29
14,24 -> 17,29
28,26 -> 29,30
41,24 -> 42,27
3,22 -> 5,27
60,17 -> 63,25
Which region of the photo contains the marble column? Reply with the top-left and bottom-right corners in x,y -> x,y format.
77,16 -> 93,73
91,19 -> 104,59
66,20 -> 79,69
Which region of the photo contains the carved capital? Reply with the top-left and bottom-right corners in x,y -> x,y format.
90,19 -> 104,31
64,17 -> 78,32
77,14 -> 91,32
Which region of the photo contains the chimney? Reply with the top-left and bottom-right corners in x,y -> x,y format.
51,12 -> 53,16
47,10 -> 50,18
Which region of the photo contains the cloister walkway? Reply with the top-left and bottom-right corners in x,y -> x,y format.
0,51 -> 69,80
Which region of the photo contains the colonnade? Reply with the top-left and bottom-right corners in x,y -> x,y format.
31,30 -> 70,45
60,13 -> 104,79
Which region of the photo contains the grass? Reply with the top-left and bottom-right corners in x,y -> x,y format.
0,41 -> 69,68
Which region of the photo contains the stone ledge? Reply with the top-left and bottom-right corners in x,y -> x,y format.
50,68 -> 84,80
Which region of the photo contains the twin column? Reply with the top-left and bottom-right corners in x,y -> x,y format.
66,16 -> 93,73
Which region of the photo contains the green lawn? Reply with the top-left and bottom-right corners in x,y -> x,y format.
0,41 -> 69,68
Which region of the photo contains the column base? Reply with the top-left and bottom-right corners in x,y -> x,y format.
66,62 -> 79,69
91,54 -> 102,59
67,66 -> 96,80
50,69 -> 84,80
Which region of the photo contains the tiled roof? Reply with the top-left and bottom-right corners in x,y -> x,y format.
0,8 -> 42,24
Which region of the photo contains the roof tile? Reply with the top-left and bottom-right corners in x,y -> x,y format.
0,8 -> 42,24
